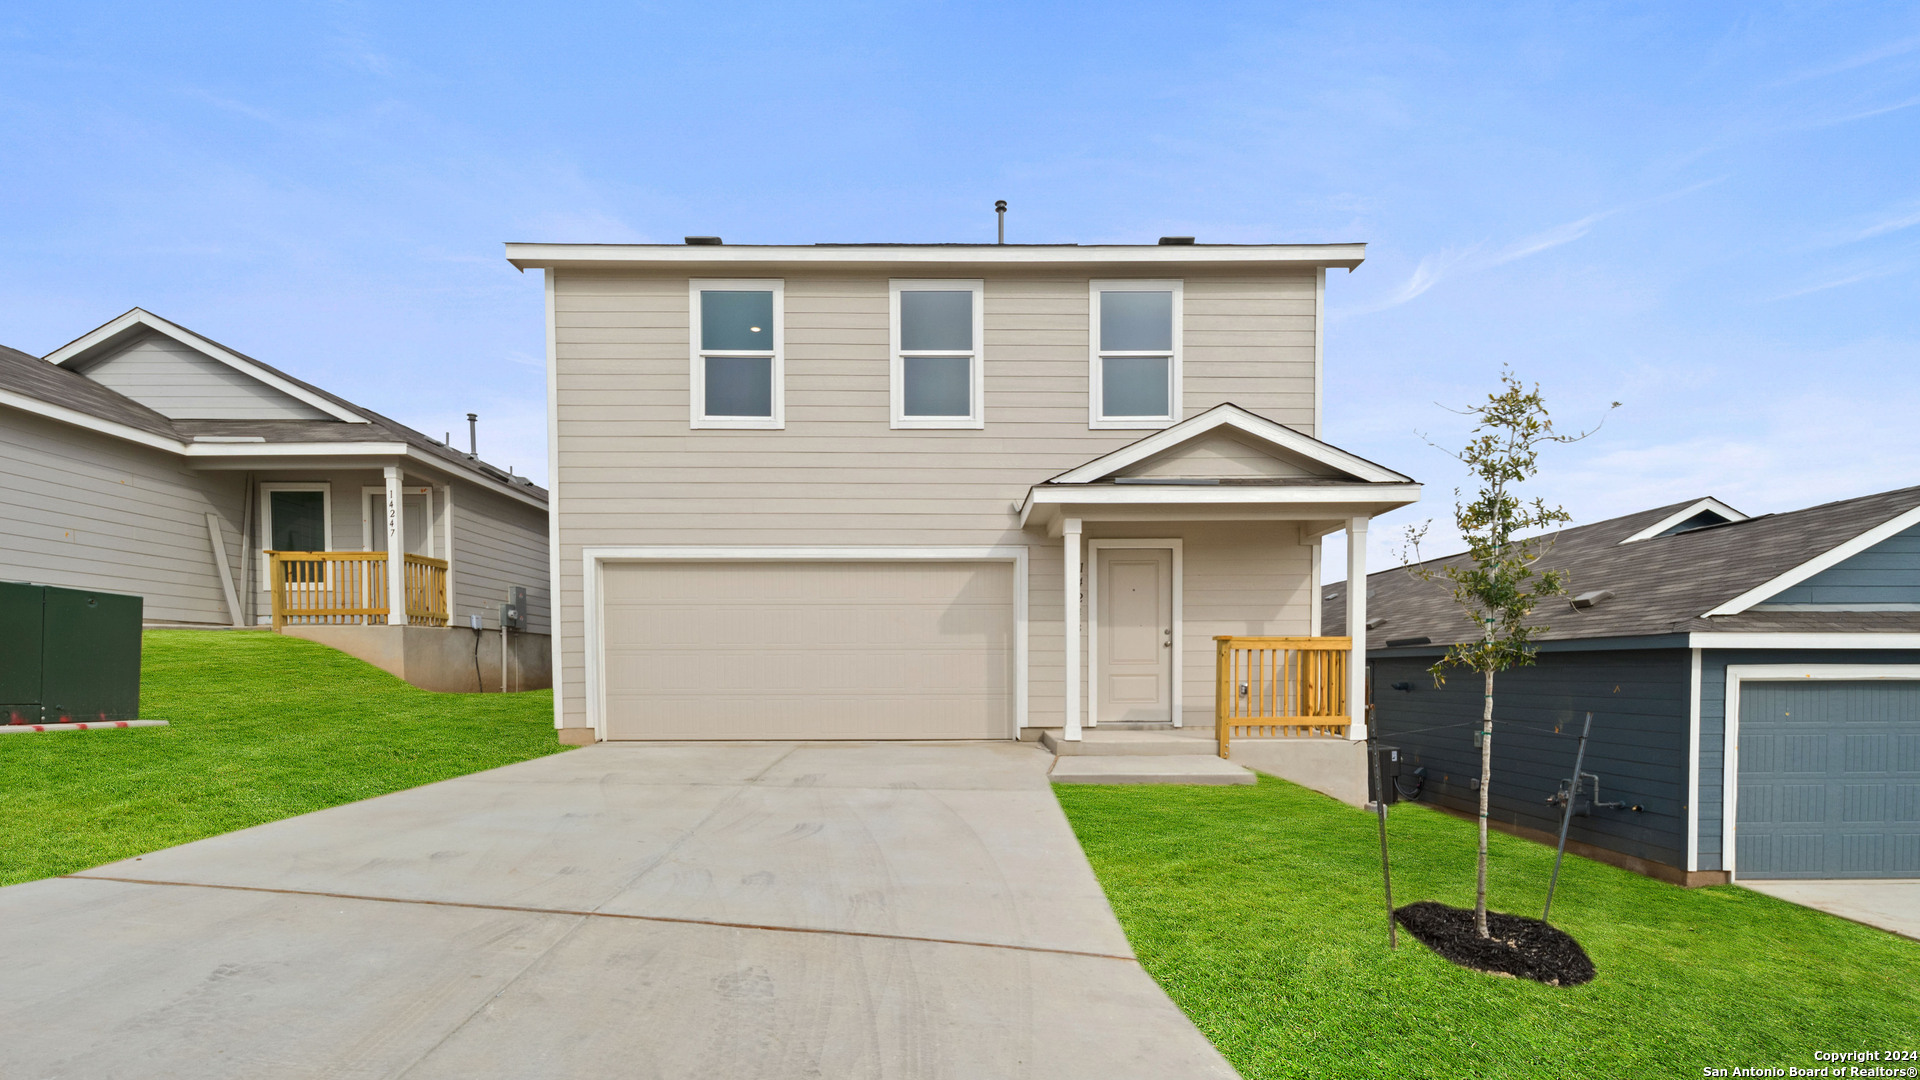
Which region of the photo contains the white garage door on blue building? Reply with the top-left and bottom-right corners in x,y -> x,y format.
1736,678 -> 1920,879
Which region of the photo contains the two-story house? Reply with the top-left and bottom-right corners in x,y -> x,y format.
508,239 -> 1420,748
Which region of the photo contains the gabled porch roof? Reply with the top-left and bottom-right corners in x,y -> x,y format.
1018,403 -> 1420,534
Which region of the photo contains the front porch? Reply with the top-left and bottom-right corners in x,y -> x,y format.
1019,404 -> 1421,758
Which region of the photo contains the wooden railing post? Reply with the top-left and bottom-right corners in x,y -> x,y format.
1212,636 -> 1354,744
1216,636 -> 1231,759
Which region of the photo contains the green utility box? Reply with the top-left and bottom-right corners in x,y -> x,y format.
0,582 -> 143,726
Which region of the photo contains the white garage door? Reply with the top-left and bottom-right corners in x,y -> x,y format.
599,560 -> 1016,740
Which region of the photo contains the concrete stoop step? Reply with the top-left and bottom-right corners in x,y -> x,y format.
1040,729 -> 1217,757
1050,755 -> 1254,786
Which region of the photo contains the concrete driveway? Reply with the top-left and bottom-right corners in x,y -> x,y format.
0,742 -> 1237,1079
1741,879 -> 1920,941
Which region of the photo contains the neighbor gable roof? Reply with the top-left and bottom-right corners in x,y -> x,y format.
1324,485 -> 1920,644
46,308 -> 369,424
1047,403 -> 1412,485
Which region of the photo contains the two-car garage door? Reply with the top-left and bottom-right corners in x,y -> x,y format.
1737,679 -> 1920,878
599,560 -> 1016,740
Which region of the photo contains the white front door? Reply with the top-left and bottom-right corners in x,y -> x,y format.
1096,547 -> 1174,724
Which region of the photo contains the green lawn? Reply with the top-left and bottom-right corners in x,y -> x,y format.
1,629 -> 568,887
1056,777 -> 1920,1080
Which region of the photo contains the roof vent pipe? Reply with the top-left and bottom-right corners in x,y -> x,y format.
995,200 -> 1006,244
1570,589 -> 1615,611
467,413 -> 478,458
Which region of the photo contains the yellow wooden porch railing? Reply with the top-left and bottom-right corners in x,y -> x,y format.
1214,636 -> 1351,758
268,551 -> 449,629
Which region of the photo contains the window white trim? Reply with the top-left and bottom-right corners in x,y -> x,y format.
1618,497 -> 1748,544
1089,279 -> 1183,430
1704,502 -> 1920,616
257,482 -> 332,589
689,278 -> 784,430
580,546 -> 1029,743
360,485 -> 433,554
889,278 -> 985,429
1086,539 -> 1184,728
1719,663 -> 1920,880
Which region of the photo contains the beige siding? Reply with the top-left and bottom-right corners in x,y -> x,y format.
0,406 -> 244,625
551,268 -> 1321,729
72,332 -> 332,420
1116,429 -> 1338,480
450,478 -> 551,633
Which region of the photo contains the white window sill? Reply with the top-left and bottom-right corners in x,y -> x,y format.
1089,417 -> 1177,431
891,417 -> 986,430
691,417 -> 784,430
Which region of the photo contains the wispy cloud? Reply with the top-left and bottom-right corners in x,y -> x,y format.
1337,178 -> 1725,317
1773,35 -> 1920,87
1768,266 -> 1903,301
1856,205 -> 1920,241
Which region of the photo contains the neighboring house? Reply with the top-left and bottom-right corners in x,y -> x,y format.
0,308 -> 551,689
508,238 -> 1421,748
1326,488 -> 1920,885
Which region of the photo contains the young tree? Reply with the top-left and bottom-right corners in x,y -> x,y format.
1403,370 -> 1614,937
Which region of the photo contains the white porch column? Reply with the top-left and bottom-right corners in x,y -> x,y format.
384,465 -> 406,625
1063,517 -> 1084,741
1346,515 -> 1369,741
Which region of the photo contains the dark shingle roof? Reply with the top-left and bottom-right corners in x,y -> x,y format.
0,343 -> 179,440
0,336 -> 544,501
1325,486 -> 1920,644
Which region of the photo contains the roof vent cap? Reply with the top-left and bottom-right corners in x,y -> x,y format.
1365,617 -> 1390,631
1570,589 -> 1616,610
1158,236 -> 1195,245
684,236 -> 723,246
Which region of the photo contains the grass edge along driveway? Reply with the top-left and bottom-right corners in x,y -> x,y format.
1,629 -> 567,887
1055,776 -> 1920,1080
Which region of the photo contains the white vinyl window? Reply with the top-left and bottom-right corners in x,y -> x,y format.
257,482 -> 331,588
890,279 -> 985,429
1089,280 -> 1182,429
690,278 -> 784,429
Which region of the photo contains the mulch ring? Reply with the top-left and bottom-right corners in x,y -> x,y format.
1393,901 -> 1597,987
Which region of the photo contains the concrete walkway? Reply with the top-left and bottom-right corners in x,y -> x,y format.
0,742 -> 1237,1079
1741,878 -> 1920,942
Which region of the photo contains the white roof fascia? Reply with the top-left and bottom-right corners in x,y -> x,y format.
1618,497 -> 1748,544
1688,632 -> 1920,650
185,441 -> 547,509
506,243 -> 1367,271
0,388 -> 187,454
1703,502 -> 1920,617
1017,482 -> 1422,527
46,309 -> 370,425
1048,403 -> 1410,485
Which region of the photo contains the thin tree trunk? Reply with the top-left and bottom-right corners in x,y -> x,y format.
1477,666 -> 1493,937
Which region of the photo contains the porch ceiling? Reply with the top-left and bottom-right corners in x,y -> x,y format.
1019,481 -> 1422,536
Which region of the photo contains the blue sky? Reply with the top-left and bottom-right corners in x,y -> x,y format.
4,3 -> 1916,577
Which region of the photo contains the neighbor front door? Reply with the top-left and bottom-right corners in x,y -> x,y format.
1096,546 -> 1174,724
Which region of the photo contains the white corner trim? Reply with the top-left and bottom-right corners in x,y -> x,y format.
1087,539 -> 1184,729
578,546 -> 1030,742
0,387 -> 188,453
1686,647 -> 1701,873
1704,502 -> 1920,616
689,278 -> 784,430
889,278 -> 985,429
1088,279 -> 1182,430
1049,402 -> 1411,485
545,269 -> 565,730
1619,497 -> 1747,544
47,308 -> 369,424
1720,662 -> 1920,880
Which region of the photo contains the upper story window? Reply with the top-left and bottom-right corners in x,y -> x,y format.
890,279 -> 984,429
1089,280 -> 1182,429
690,279 -> 783,429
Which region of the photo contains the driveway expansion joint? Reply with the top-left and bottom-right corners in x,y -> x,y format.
65,874 -> 1141,964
